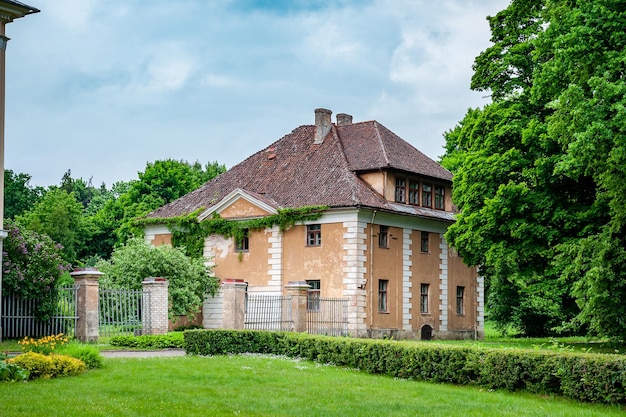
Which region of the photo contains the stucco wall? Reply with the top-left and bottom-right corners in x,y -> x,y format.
410,231 -> 441,334
368,224 -> 404,330
282,223 -> 345,297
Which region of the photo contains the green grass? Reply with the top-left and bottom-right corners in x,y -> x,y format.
1,354 -> 624,416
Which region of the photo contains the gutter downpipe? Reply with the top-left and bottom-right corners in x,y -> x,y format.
369,210 -> 376,330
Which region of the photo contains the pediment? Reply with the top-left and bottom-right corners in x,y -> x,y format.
197,188 -> 278,221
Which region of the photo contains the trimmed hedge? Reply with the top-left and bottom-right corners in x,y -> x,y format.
183,330 -> 626,404
109,332 -> 184,349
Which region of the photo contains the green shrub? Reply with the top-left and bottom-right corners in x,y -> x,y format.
183,330 -> 626,405
8,352 -> 87,379
8,352 -> 54,379
0,360 -> 29,382
109,332 -> 184,349
57,342 -> 104,369
50,354 -> 86,377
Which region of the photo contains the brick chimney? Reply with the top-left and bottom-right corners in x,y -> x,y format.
314,108 -> 332,144
336,113 -> 353,126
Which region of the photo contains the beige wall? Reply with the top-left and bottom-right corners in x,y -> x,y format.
410,231 -> 441,332
367,224 -> 403,329
446,248 -> 478,332
210,229 -> 271,286
152,233 -> 172,246
220,199 -> 272,219
282,223 -> 345,297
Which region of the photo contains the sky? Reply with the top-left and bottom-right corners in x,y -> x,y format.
5,0 -> 510,188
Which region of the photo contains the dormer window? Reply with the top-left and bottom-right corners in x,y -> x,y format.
435,186 -> 445,210
393,176 -> 446,210
395,178 -> 406,203
408,181 -> 420,205
422,183 -> 432,207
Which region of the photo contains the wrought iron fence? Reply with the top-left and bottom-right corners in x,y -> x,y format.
244,294 -> 292,331
99,288 -> 149,337
1,286 -> 78,339
307,297 -> 349,336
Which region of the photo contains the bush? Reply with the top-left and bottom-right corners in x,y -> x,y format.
2,220 -> 71,320
96,238 -> 219,317
57,341 -> 104,369
0,361 -> 29,382
183,330 -> 626,404
8,352 -> 86,379
49,354 -> 86,377
8,352 -> 54,379
109,332 -> 184,349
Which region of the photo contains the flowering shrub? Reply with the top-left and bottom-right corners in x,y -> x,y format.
19,333 -> 68,355
2,219 -> 71,320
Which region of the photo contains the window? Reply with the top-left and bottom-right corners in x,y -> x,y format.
307,224 -> 321,246
378,280 -> 388,312
408,181 -> 420,205
395,178 -> 406,203
235,228 -> 249,252
421,231 -> 429,253
456,286 -> 465,315
307,280 -> 321,311
420,283 -> 429,313
435,186 -> 445,210
378,225 -> 388,248
422,183 -> 432,207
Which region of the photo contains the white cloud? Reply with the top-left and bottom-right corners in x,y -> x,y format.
4,0 -> 511,187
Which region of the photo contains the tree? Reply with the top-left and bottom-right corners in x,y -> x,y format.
2,219 -> 70,320
16,189 -> 87,263
4,169 -> 43,219
106,159 -> 226,245
96,238 -> 219,317
442,0 -> 623,337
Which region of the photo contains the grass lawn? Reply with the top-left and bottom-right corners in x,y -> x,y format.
1,354 -> 624,417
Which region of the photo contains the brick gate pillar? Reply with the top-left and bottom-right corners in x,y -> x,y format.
71,268 -> 103,343
142,277 -> 169,335
221,279 -> 247,330
285,281 -> 310,333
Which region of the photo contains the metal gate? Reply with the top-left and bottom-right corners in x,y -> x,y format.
99,288 -> 149,337
307,297 -> 349,336
1,286 -> 79,339
244,294 -> 292,331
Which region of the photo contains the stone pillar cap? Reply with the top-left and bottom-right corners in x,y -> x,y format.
70,268 -> 104,277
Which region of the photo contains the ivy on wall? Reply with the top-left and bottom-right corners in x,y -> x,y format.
138,205 -> 328,258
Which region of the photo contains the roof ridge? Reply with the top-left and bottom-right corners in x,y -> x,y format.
373,121 -> 391,167
331,126 -> 362,205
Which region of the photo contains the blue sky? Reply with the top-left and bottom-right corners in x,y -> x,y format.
5,0 -> 509,188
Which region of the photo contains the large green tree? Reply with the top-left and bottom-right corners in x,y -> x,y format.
109,159 -> 226,245
442,0 -> 624,337
16,189 -> 88,264
4,170 -> 43,219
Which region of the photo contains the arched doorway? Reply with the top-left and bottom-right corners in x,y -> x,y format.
421,324 -> 433,341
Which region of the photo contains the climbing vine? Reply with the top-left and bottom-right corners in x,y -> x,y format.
138,205 -> 328,258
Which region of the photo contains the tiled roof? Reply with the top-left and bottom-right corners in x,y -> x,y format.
339,121 -> 452,180
147,119 -> 453,221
